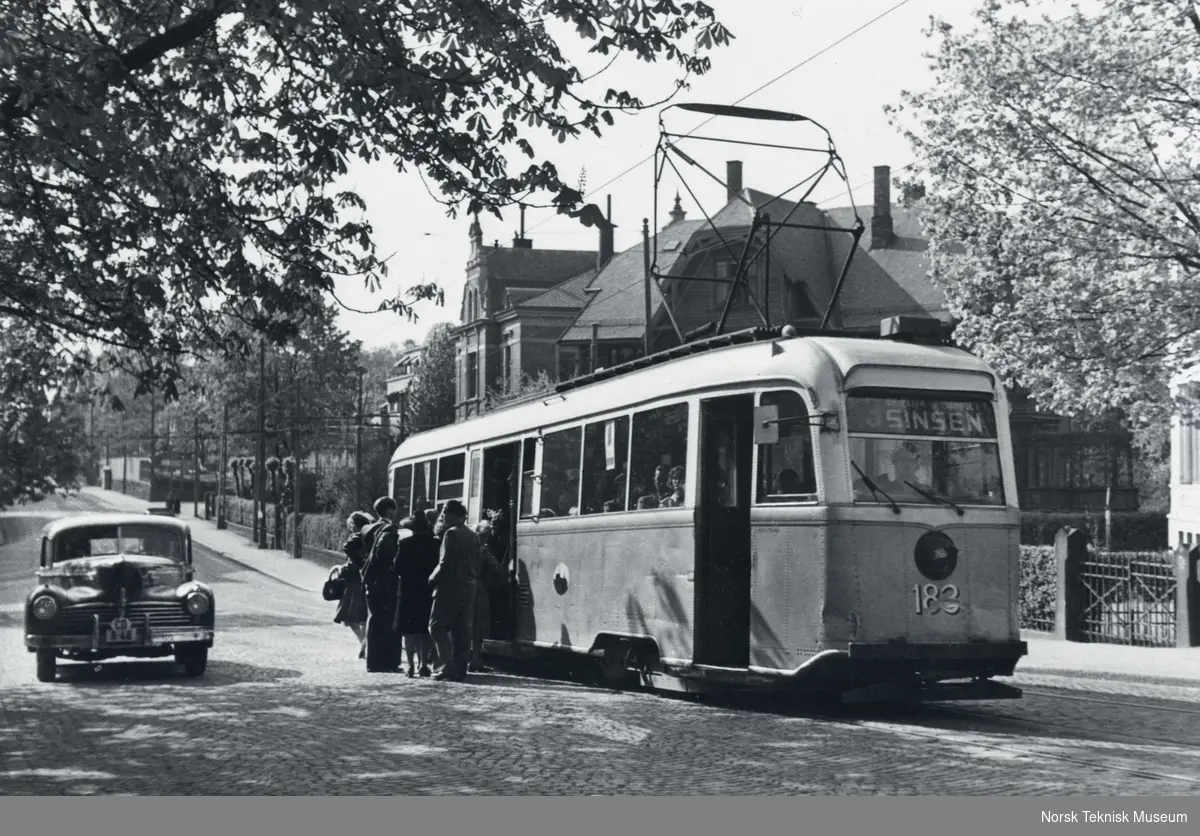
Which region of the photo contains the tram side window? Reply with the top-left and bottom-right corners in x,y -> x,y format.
412,459 -> 437,514
541,426 -> 583,517
436,453 -> 465,505
519,438 -> 537,519
628,402 -> 690,510
580,415 -> 630,515
391,464 -> 413,517
756,390 -> 818,503
468,449 -> 483,520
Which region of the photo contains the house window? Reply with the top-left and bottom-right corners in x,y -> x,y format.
503,344 -> 513,392
466,352 -> 478,400
711,257 -> 759,307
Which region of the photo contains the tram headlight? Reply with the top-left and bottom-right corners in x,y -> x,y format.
914,531 -> 958,581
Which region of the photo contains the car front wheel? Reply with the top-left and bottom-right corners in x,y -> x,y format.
175,646 -> 208,677
36,649 -> 57,683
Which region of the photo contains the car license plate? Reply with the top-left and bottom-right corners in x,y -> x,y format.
106,617 -> 137,643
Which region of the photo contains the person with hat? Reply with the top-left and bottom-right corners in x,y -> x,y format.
426,499 -> 480,682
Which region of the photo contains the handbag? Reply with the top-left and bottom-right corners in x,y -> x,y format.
322,563 -> 349,601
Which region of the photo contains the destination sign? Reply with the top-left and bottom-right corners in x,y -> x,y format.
846,396 -> 997,439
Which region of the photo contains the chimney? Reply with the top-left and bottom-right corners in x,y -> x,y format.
512,204 -> 532,248
871,165 -> 894,249
726,160 -> 743,203
597,195 -> 615,271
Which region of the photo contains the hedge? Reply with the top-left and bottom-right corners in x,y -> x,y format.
299,514 -> 350,554
1019,511 -> 1167,551
1019,545 -> 1056,632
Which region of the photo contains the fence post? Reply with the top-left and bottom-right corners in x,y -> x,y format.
1176,545 -> 1200,648
1055,527 -> 1088,642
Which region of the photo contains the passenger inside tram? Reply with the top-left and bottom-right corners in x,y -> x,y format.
659,465 -> 686,507
873,442 -> 933,495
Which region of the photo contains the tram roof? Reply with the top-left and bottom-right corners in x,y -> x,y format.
390,332 -> 995,463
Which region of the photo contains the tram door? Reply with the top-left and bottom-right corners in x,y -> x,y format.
695,394 -> 754,668
481,442 -> 520,642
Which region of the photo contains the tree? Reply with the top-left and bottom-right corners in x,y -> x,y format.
889,0 -> 1200,433
0,320 -> 89,507
404,323 -> 457,435
1,1 -> 731,391
360,343 -> 408,417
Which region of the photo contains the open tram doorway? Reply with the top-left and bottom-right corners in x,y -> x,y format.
481,443 -> 520,642
695,394 -> 754,669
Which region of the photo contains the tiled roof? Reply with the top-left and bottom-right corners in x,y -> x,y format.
559,220 -> 708,343
479,246 -> 597,289
554,191 -> 949,345
517,268 -> 597,310
824,203 -> 948,326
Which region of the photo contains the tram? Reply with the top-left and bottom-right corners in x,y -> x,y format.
387,318 -> 1028,704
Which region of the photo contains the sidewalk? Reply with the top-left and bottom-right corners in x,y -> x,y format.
1016,633 -> 1200,687
80,487 -> 331,594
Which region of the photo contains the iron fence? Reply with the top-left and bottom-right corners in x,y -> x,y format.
1078,549 -> 1177,647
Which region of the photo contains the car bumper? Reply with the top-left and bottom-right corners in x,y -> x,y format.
26,628 -> 214,651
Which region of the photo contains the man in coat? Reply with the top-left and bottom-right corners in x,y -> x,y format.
427,499 -> 480,682
361,496 -> 403,672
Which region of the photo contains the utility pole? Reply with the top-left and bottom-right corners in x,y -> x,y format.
192,415 -> 200,519
257,339 -> 267,549
354,366 -> 365,512
218,402 -> 228,530
292,371 -> 302,560
149,391 -> 157,497
642,218 -> 652,357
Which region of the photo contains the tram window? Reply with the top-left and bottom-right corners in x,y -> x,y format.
436,453 -> 465,504
412,459 -> 437,514
628,402 -> 690,511
519,438 -> 537,519
392,464 -> 413,517
756,390 -> 817,503
580,415 -> 630,515
541,426 -> 583,517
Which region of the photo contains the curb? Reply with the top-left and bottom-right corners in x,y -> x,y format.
1013,666 -> 1200,689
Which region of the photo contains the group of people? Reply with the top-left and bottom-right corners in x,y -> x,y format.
547,462 -> 688,517
331,496 -> 505,682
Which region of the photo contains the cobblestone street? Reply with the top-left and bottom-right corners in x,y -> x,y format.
3,499 -> 1200,795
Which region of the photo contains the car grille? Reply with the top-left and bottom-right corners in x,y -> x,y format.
47,601 -> 198,635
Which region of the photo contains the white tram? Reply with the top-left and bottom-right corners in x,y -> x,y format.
387,320 -> 1028,703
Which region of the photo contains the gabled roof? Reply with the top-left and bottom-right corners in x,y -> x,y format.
559,220 -> 708,343
824,203 -> 948,326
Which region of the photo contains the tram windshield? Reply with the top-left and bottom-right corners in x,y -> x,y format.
847,392 -> 1005,507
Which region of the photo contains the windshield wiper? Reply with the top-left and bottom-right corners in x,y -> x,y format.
851,460 -> 900,514
904,481 -> 965,516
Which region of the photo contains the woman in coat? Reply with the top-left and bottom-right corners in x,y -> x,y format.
392,512 -> 440,677
334,511 -> 373,658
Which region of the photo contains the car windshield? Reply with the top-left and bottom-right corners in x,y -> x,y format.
847,393 -> 1006,507
54,525 -> 185,563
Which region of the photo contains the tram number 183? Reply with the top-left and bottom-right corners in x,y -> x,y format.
913,583 -> 962,616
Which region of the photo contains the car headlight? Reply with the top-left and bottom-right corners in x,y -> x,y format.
185,592 -> 210,616
31,595 -> 58,620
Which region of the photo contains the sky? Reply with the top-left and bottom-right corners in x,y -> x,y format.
330,0 -> 987,353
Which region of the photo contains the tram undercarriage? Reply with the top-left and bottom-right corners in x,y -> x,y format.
481,638 -> 1028,705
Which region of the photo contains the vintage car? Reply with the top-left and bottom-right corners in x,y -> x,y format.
24,513 -> 215,682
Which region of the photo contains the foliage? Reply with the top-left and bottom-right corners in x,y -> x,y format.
1019,545 -> 1057,632
890,0 -> 1200,432
1,0 -> 730,410
1019,510 -> 1168,550
0,319 -> 89,508
483,368 -> 556,411
404,322 -> 458,434
360,344 -> 409,415
298,513 -> 354,555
